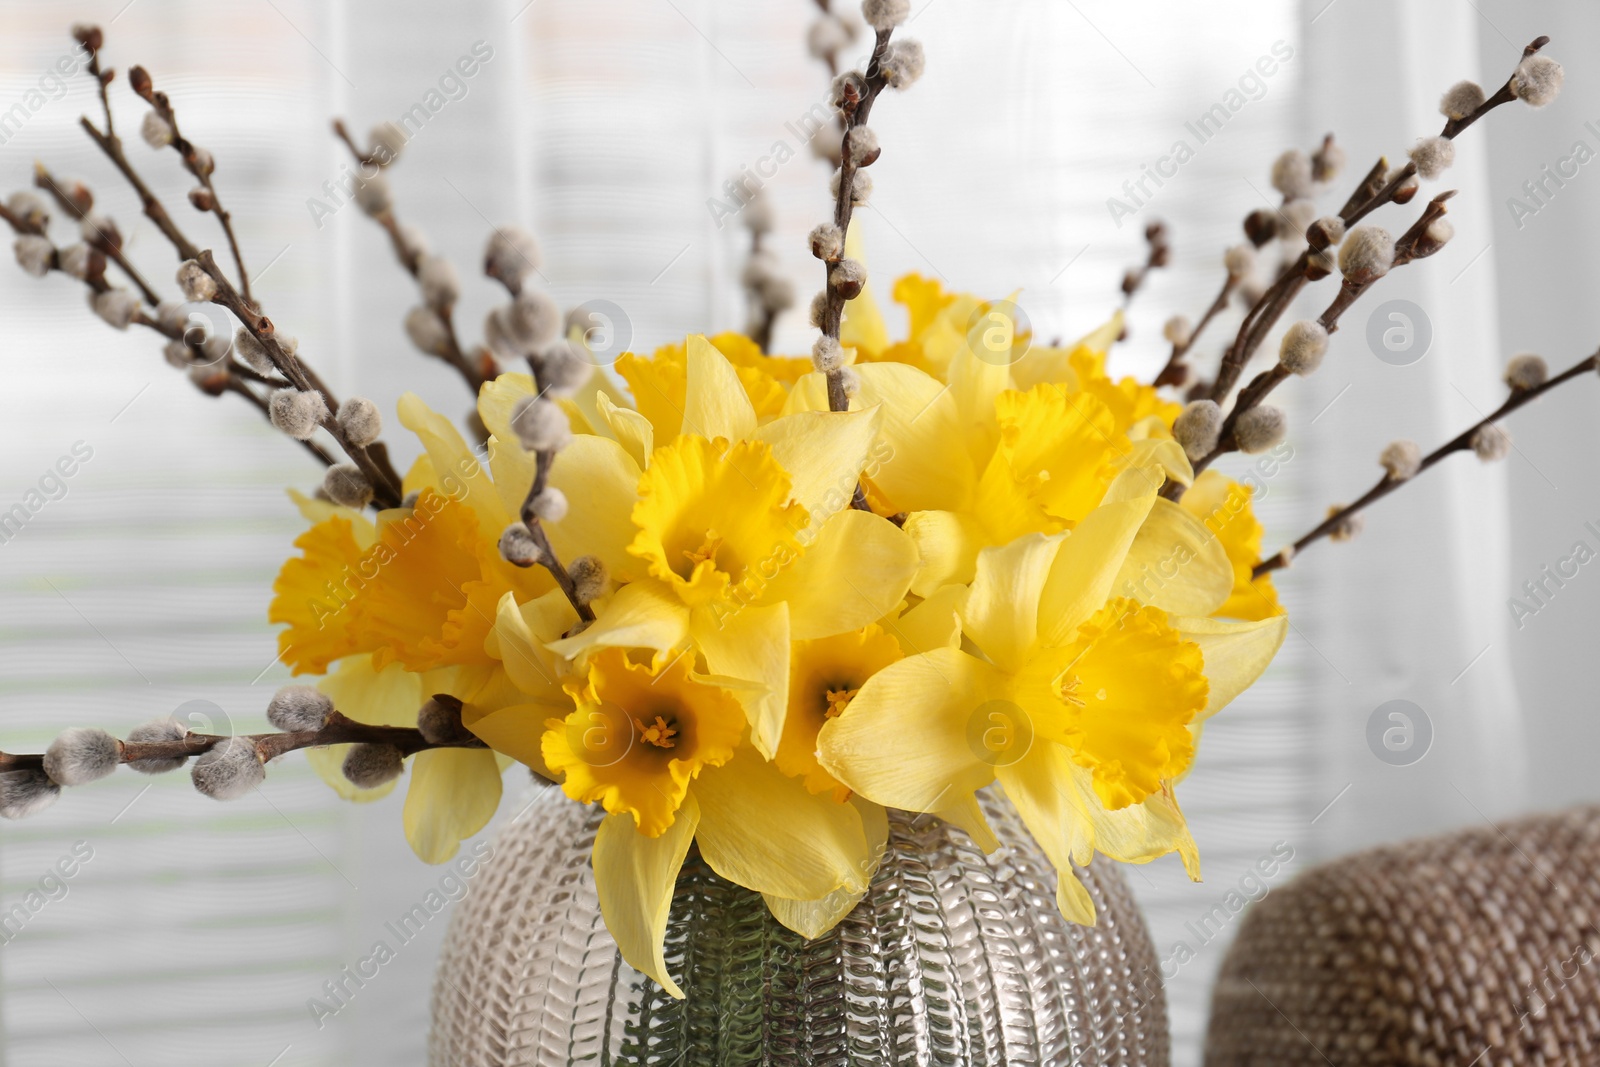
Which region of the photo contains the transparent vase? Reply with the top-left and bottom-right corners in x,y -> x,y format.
430,784 -> 1169,1065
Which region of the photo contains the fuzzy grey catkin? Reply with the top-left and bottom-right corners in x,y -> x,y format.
1234,405 -> 1287,454
1513,54 -> 1564,107
861,0 -> 910,29
125,718 -> 190,774
92,289 -> 139,330
536,339 -> 591,397
191,736 -> 265,800
1408,136 -> 1455,180
499,523 -> 545,567
323,464 -> 374,509
13,235 -> 52,277
1471,424 -> 1512,462
1270,149 -> 1314,199
879,39 -> 925,90
1337,226 -> 1394,283
0,770 -> 60,819
512,289 -> 562,347
177,259 -> 217,301
419,255 -> 461,310
43,727 -> 120,786
510,396 -> 571,453
1380,439 -> 1422,481
1440,80 -> 1485,120
267,686 -> 334,732
1278,321 -> 1328,376
336,397 -> 383,446
1172,400 -> 1223,462
342,744 -> 404,789
1504,353 -> 1548,391
530,487 -> 568,523
417,696 -> 472,745
405,306 -> 451,356
268,389 -> 329,441
569,555 -> 608,603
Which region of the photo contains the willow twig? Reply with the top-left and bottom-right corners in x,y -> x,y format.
1255,349 -> 1599,577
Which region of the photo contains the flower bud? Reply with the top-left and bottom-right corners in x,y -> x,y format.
830,258 -> 867,299
43,727 -> 120,786
1223,243 -> 1256,278
510,396 -> 571,453
741,188 -> 776,235
530,487 -> 569,523
368,121 -> 408,165
13,234 -> 53,277
485,225 -> 541,285
1307,216 -> 1345,249
861,0 -> 910,30
1234,405 -> 1287,454
140,110 -> 173,148
499,522 -> 545,567
177,259 -> 217,301
268,388 -> 329,441
188,186 -> 214,211
1280,198 -> 1317,239
829,169 -> 873,206
418,695 -> 473,745
845,126 -> 881,167
1172,400 -> 1223,461
807,15 -> 855,59
830,71 -> 867,110
353,173 -> 392,217
569,555 -> 608,603
91,288 -> 138,330
323,464 -> 374,509
1243,208 -> 1278,247
1408,135 -> 1455,180
419,255 -> 460,310
879,39 -> 925,90
536,338 -> 591,398
1312,139 -> 1346,183
342,744 -> 404,789
125,718 -> 189,774
1278,320 -> 1328,376
810,224 -> 843,261
1513,54 -> 1563,107
191,736 -> 265,800
813,336 -> 845,374
1440,80 -> 1486,120
1380,439 -> 1422,481
267,685 -> 334,733
1337,226 -> 1394,284
1504,353 -> 1548,391
58,242 -> 92,279
1269,148 -> 1313,199
405,305 -> 450,356
6,190 -> 48,229
335,398 -> 382,447
1326,507 -> 1364,543
1163,315 -> 1192,348
397,223 -> 430,263
0,770 -> 60,819
809,290 -> 830,328
1471,424 -> 1511,462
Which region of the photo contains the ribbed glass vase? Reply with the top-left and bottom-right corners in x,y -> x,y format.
430,784 -> 1169,1065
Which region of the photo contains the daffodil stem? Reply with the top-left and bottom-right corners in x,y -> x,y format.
1175,193 -> 1456,496
332,119 -> 488,396
1206,35 -> 1551,405
1254,349 -> 1600,578
0,712 -> 495,775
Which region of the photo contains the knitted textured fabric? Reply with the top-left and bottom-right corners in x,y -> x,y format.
430,784 -> 1170,1066
1205,806 -> 1600,1066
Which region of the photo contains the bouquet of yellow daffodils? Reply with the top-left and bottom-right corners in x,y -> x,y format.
3,9 -> 1578,1005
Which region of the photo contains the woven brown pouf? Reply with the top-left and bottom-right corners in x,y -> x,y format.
1205,807 -> 1600,1066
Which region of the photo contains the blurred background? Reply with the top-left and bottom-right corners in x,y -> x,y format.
0,0 -> 1596,1063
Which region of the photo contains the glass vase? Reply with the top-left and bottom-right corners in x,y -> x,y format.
430,784 -> 1168,1065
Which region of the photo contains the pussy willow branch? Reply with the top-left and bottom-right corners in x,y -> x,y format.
0,712 -> 501,775
518,360 -> 596,624
1206,35 -> 1551,405
331,119 -> 487,394
33,164 -> 160,305
747,229 -> 779,354
129,65 -> 253,305
1255,349 -> 1600,577
1154,271 -> 1235,388
817,26 -> 893,414
1118,220 -> 1170,312
74,57 -> 404,506
1174,192 -> 1456,494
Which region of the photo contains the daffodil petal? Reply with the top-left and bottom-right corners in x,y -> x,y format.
683,334 -> 757,442
934,792 -> 999,853
318,653 -> 423,727
1036,469 -> 1157,646
402,747 -> 504,864
546,579 -> 690,661
693,754 -> 871,899
903,510 -> 986,598
1065,763 -> 1200,878
760,510 -> 918,641
886,584 -> 964,656
754,405 -> 882,516
1114,437 -> 1193,488
1114,498 -> 1233,617
960,533 -> 1064,674
763,886 -> 866,939
288,489 -> 376,547
493,591 -> 566,698
462,702 -> 557,778
596,391 -> 655,471
1173,613 -> 1288,720
854,363 -> 974,513
399,392 -> 506,530
546,435 -> 645,582
691,601 -> 789,758
996,743 -> 1095,872
817,648 -> 1001,812
594,796 -> 699,999
478,372 -> 536,444
1056,864 -> 1098,925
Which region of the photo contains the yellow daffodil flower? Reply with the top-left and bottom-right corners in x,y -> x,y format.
817,466 -> 1287,925
541,648 -> 885,997
1178,470 -> 1283,621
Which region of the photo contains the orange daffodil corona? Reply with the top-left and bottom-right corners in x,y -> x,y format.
268,272 -> 1289,999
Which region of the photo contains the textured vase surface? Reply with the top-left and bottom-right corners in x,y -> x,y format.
430,784 -> 1169,1065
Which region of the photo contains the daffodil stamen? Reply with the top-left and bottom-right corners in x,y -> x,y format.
824,687 -> 859,718
636,715 -> 679,749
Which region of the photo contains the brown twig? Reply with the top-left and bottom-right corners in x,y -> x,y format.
128,64 -> 253,305
331,119 -> 487,395
518,361 -> 597,624
32,164 -> 160,305
1119,220 -> 1171,312
1255,349 -> 1598,577
0,711 -> 508,775
1154,271 -> 1235,388
1206,36 -> 1551,405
